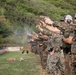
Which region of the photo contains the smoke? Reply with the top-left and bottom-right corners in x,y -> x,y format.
12,24 -> 35,45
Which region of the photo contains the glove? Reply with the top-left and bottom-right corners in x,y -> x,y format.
48,48 -> 53,52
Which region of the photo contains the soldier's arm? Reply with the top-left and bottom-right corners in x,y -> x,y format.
38,19 -> 61,34
42,29 -> 52,36
40,16 -> 61,34
32,35 -> 39,40
62,36 -> 73,44
45,25 -> 61,34
36,25 -> 43,32
62,26 -> 74,44
38,35 -> 48,40
40,20 -> 73,44
36,25 -> 52,36
40,15 -> 53,25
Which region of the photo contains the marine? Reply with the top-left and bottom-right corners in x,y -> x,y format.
70,14 -> 76,75
36,19 -> 65,75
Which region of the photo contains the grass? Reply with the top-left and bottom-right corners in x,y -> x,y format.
0,51 -> 46,75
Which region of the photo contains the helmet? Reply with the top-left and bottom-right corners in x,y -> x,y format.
65,15 -> 73,21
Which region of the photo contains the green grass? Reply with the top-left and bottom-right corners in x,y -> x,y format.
0,51 -> 45,75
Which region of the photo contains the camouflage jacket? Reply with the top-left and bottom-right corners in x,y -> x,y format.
71,30 -> 76,53
42,28 -> 52,36
72,21 -> 76,53
51,33 -> 63,51
53,21 -> 72,38
53,21 -> 74,49
43,28 -> 63,51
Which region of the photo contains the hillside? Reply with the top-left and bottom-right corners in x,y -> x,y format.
0,0 -> 76,46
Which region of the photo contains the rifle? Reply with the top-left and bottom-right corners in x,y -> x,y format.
53,22 -> 76,30
69,24 -> 76,30
53,22 -> 76,36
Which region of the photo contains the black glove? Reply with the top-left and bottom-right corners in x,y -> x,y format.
60,46 -> 63,49
48,48 -> 53,52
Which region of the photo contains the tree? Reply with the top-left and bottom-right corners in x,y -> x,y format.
0,22 -> 13,38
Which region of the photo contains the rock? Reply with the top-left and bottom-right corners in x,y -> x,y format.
6,58 -> 16,63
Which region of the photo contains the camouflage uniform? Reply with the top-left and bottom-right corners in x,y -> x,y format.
46,33 -> 65,75
29,40 -> 39,54
54,21 -> 72,75
59,22 -> 76,75
37,33 -> 48,69
42,29 -> 52,69
70,21 -> 76,75
62,31 -> 71,75
38,38 -> 45,69
40,41 -> 48,69
62,42 -> 72,75
38,29 -> 52,69
71,32 -> 76,75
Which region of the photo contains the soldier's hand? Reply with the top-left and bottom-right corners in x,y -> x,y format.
36,25 -> 42,31
36,22 -> 41,28
40,15 -> 53,25
36,25 -> 39,28
50,50 -> 54,56
39,20 -> 47,27
32,32 -> 38,38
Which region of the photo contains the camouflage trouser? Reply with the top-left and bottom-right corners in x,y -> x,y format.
70,39 -> 76,75
70,54 -> 76,75
31,46 -> 39,54
63,54 -> 71,75
39,46 -> 48,69
39,46 -> 43,62
46,52 -> 65,75
31,46 -> 35,53
41,50 -> 48,69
